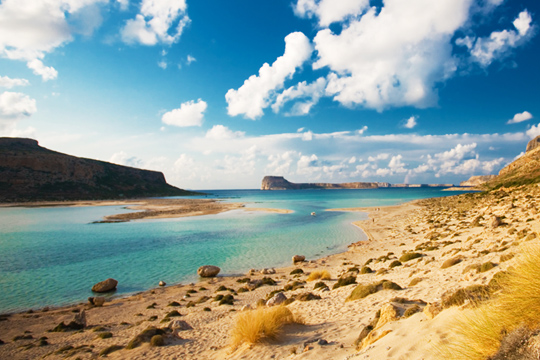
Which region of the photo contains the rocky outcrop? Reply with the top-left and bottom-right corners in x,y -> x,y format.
526,135 -> 540,153
0,137 -> 197,202
460,175 -> 496,187
91,278 -> 118,293
261,176 -> 452,190
197,265 -> 220,277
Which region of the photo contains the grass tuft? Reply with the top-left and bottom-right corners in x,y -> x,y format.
346,280 -> 402,301
306,270 -> 331,281
441,257 -> 462,269
332,276 -> 356,290
230,306 -> 302,349
399,252 -> 423,262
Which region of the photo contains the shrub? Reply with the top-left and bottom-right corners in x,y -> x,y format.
98,345 -> 123,356
261,277 -> 277,286
290,268 -> 304,275
284,281 -> 304,291
332,276 -> 357,290
399,252 -> 423,262
236,278 -> 250,283
96,332 -> 112,339
347,280 -> 402,301
216,286 -> 228,292
389,260 -> 402,268
313,281 -> 328,290
295,292 -> 321,301
230,306 -> 302,348
441,257 -> 462,269
219,294 -> 234,305
150,335 -> 164,347
167,301 -> 180,307
360,266 -> 373,274
306,270 -> 331,281
408,277 -> 422,287
403,305 -> 421,318
441,285 -> 492,309
126,327 -> 168,350
479,262 -> 496,273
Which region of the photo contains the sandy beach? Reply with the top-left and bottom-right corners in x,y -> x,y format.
1,185 -> 538,359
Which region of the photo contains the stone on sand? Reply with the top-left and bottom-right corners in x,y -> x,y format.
197,265 -> 220,278
266,292 -> 287,307
292,255 -> 306,263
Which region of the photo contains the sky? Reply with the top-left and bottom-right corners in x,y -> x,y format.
0,0 -> 539,190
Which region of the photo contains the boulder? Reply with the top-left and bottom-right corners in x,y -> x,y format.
88,296 -> 106,307
266,292 -> 287,307
91,278 -> 118,293
168,320 -> 193,331
73,310 -> 87,328
292,255 -> 305,264
260,268 -> 276,275
491,216 -> 502,228
197,265 -> 220,278
159,281 -> 166,287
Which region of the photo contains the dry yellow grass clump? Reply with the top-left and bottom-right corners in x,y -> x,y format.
230,306 -> 303,348
306,270 -> 331,282
439,244 -> 540,359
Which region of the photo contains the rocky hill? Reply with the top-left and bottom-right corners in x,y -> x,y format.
459,175 -> 496,187
0,137 -> 197,202
486,135 -> 540,189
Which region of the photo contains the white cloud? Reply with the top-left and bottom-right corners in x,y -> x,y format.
0,76 -> 29,88
0,91 -> 37,134
162,99 -> 207,127
368,153 -> 390,162
403,116 -> 418,129
0,0 -> 106,79
225,32 -> 312,119
458,10 -> 533,67
27,59 -> 58,81
109,151 -> 143,168
121,0 -> 190,46
205,125 -> 245,140
158,60 -> 167,69
294,0 -> 369,27
117,0 -> 129,11
312,0 -> 470,111
348,156 -> 357,164
187,55 -> 196,64
272,77 -> 326,116
507,111 -> 533,124
526,123 -> 540,139
358,126 -> 368,135
266,150 -> 300,175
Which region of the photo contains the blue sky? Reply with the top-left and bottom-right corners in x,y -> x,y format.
0,0 -> 539,189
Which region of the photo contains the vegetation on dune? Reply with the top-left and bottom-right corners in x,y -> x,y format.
438,244 -> 540,360
230,306 -> 303,349
306,270 -> 331,281
347,280 -> 402,301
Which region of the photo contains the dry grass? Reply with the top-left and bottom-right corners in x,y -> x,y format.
230,306 -> 303,349
438,244 -> 540,359
306,270 -> 331,282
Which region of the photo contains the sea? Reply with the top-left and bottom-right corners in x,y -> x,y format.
0,188 -> 469,314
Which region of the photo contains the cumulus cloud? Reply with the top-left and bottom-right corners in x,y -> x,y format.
457,10 -> 533,67
162,99 -> 207,127
507,111 -> 533,124
0,91 -> 37,134
294,0 -> 369,27
0,76 -> 29,88
27,59 -> 58,81
312,0 -> 471,111
0,0 -> 106,80
187,55 -> 196,64
121,0 -> 190,46
527,124 -> 540,139
225,32 -> 312,119
403,116 -> 418,129
205,125 -> 245,140
272,77 -> 326,116
109,151 -> 143,168
157,60 -> 167,69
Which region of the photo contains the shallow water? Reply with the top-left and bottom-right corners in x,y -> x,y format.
0,188 -> 467,313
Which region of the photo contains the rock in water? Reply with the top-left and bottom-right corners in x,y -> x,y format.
91,278 -> 118,293
197,265 -> 220,278
159,281 -> 166,287
266,292 -> 287,307
292,255 -> 305,264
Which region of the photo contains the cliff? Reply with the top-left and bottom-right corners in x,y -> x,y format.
486,135 -> 540,188
0,137 -> 197,202
261,176 -> 451,190
460,175 -> 496,187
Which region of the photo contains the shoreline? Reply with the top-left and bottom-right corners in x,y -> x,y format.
1,187 -> 536,359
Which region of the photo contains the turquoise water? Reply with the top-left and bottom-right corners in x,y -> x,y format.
0,188 -> 466,313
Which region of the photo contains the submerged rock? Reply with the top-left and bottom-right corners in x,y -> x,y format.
159,281 -> 166,287
91,278 -> 118,293
197,265 -> 220,278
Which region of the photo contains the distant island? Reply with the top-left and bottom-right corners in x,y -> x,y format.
0,137 -> 198,202
261,175 -> 454,190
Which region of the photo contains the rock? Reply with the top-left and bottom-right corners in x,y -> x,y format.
526,135 -> 540,153
292,255 -> 306,264
159,281 -> 166,287
247,279 -> 263,291
260,268 -> 276,275
318,339 -> 328,346
423,303 -> 442,320
266,292 -> 287,307
491,216 -> 502,228
91,278 -> 118,293
359,303 -> 399,350
168,320 -> 193,331
197,265 -> 220,278
88,297 -> 106,306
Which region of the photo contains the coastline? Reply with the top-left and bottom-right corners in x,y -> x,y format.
1,186 -> 537,359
